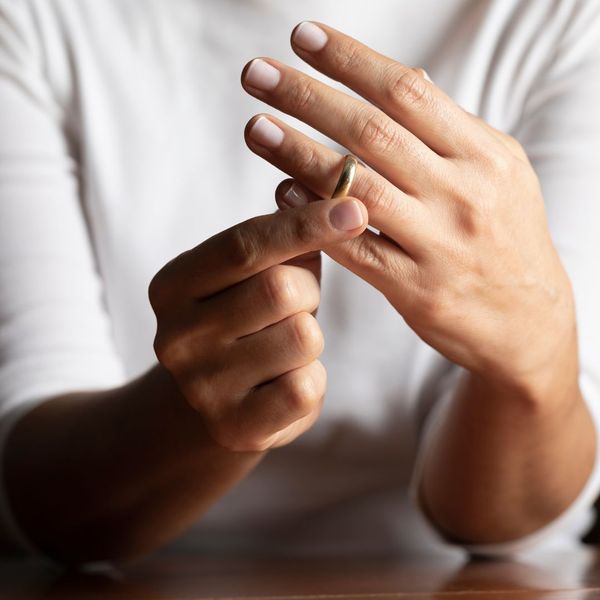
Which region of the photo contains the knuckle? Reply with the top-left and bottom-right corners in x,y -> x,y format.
445,184 -> 490,238
284,369 -> 319,415
148,271 -> 167,312
482,149 -> 515,180
309,359 -> 327,398
295,140 -> 322,174
500,131 -> 520,152
386,66 -> 430,108
508,137 -> 529,162
206,419 -> 240,451
511,154 -> 535,184
352,235 -> 389,273
492,128 -> 529,162
148,256 -> 181,312
289,312 -> 324,358
293,213 -> 321,247
153,331 -> 186,371
356,112 -> 402,155
227,223 -> 262,272
289,79 -> 317,112
360,176 -> 404,218
187,362 -> 225,410
413,287 -> 452,323
457,201 -> 492,238
262,266 -> 298,313
205,401 -> 270,453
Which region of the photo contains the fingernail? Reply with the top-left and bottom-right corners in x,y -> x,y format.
245,59 -> 281,91
329,200 -> 364,231
422,69 -> 433,83
293,22 -> 328,52
249,116 -> 284,148
282,182 -> 310,207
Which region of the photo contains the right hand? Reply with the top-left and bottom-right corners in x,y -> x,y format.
149,197 -> 367,452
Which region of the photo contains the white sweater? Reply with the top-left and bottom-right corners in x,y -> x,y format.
1,0 -> 600,558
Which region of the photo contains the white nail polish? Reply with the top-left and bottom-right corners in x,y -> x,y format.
293,22 -> 328,52
249,116 -> 284,148
283,182 -> 310,207
245,59 -> 281,91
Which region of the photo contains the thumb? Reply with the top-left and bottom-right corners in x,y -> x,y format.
275,179 -> 368,269
163,189 -> 368,302
275,178 -> 368,276
269,182 -> 368,252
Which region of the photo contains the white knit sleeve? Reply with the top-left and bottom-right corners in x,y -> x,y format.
0,1 -> 125,552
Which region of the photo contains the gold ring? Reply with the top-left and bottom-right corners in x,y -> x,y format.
331,154 -> 359,199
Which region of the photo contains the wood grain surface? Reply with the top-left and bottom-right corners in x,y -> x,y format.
1,547 -> 600,599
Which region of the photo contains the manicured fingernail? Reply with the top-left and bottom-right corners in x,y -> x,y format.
329,200 -> 364,231
245,59 -> 281,91
249,117 -> 284,148
282,182 -> 310,207
293,22 -> 328,52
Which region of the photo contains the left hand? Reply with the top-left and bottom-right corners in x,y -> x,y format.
241,22 -> 577,395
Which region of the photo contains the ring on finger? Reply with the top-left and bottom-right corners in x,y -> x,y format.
331,154 -> 359,199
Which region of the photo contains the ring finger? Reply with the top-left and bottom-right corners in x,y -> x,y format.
245,113 -> 434,256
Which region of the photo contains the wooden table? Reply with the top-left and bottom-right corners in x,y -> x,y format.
2,546 -> 600,599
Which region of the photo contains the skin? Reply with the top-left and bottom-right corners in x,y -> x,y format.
240,22 -> 596,543
2,21 -> 594,563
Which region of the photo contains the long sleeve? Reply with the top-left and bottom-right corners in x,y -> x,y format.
0,1 -> 125,552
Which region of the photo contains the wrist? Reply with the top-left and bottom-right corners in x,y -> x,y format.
477,303 -> 579,413
467,332 -> 580,418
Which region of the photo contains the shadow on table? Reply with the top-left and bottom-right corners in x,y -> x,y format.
38,572 -> 164,599
434,554 -> 597,599
6,547 -> 600,599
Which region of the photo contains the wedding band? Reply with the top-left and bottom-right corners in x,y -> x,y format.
331,154 -> 359,199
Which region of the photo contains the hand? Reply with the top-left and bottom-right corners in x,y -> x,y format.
148,198 -> 367,451
241,22 -> 576,395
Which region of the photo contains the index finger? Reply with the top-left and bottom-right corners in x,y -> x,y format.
290,21 -> 487,158
164,198 -> 368,300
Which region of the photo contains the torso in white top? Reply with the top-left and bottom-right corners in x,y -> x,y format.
1,0 -> 600,557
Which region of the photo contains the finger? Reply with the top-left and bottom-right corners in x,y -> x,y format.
153,264 -> 319,368
289,21 -> 487,158
198,264 -> 320,339
227,311 -> 324,394
241,58 -> 446,194
235,360 -> 326,451
245,113 -> 433,255
160,196 -> 368,301
277,177 -> 321,208
275,179 -> 419,307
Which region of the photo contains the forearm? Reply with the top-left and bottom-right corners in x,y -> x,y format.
3,365 -> 264,564
419,340 -> 597,545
